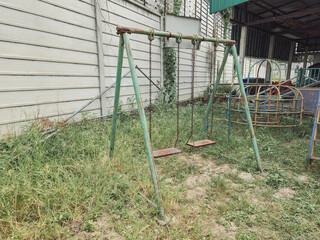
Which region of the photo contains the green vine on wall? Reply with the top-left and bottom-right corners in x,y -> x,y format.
162,0 -> 182,103
172,0 -> 182,15
163,47 -> 177,103
221,8 -> 237,81
221,8 -> 232,40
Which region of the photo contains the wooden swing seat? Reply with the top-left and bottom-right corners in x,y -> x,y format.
186,139 -> 216,148
153,147 -> 182,158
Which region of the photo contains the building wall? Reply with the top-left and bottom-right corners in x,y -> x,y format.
0,0 -> 235,135
0,0 -> 101,134
98,0 -> 162,111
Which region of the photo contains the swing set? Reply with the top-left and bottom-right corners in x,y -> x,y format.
109,26 -> 262,220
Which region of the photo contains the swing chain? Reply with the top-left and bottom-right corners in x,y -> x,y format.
188,36 -> 198,143
149,29 -> 154,140
175,33 -> 182,148
209,43 -> 217,141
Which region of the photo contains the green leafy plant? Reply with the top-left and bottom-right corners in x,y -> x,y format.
163,47 -> 177,103
221,8 -> 232,39
162,0 -> 182,104
172,0 -> 182,15
265,168 -> 287,189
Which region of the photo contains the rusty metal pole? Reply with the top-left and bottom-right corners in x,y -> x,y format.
109,35 -> 124,159
116,26 -> 236,45
122,33 -> 167,220
231,45 -> 262,172
199,45 -> 231,137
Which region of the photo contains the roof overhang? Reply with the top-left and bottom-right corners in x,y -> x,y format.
210,0 -> 249,14
231,0 -> 320,53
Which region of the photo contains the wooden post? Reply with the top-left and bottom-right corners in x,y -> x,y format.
303,46 -> 309,69
286,41 -> 295,80
239,26 -> 247,78
266,35 -> 275,82
94,0 -> 107,116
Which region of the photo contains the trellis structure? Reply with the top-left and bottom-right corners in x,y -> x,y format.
109,26 -> 262,220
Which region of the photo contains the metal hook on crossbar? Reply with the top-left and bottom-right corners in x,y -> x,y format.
148,29 -> 155,41
176,33 -> 182,44
191,34 -> 199,45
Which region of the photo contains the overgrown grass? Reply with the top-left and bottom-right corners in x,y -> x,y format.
0,103 -> 319,239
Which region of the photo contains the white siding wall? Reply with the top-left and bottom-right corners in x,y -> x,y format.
100,0 -> 162,111
156,0 -> 235,102
0,0 -> 100,134
0,0 -> 236,135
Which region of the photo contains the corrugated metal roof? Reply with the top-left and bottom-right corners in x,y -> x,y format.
210,0 -> 248,13
231,0 -> 320,52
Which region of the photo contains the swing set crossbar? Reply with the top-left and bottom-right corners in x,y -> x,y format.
116,26 -> 236,45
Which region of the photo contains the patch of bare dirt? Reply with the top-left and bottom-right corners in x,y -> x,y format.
298,175 -> 309,182
229,182 -> 240,189
273,188 -> 295,199
185,175 -> 210,187
231,168 -> 238,174
250,197 -> 264,208
71,214 -> 122,240
210,223 -> 236,239
213,164 -> 232,174
179,154 -> 216,170
256,174 -> 265,180
238,172 -> 253,181
163,178 -> 173,184
249,186 -> 263,194
229,221 -> 238,231
186,187 -> 206,200
179,154 -> 234,175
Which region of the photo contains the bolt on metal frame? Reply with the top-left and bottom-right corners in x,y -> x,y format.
109,26 -> 262,220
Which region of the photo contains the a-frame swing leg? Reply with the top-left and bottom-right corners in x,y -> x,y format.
110,33 -> 167,220
199,45 -> 231,138
231,45 -> 262,171
189,45 -> 229,147
110,35 -> 124,159
199,45 -> 262,172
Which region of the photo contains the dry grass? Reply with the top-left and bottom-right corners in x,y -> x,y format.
0,103 -> 319,239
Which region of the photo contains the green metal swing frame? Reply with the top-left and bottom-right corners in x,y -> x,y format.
109,26 -> 262,220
